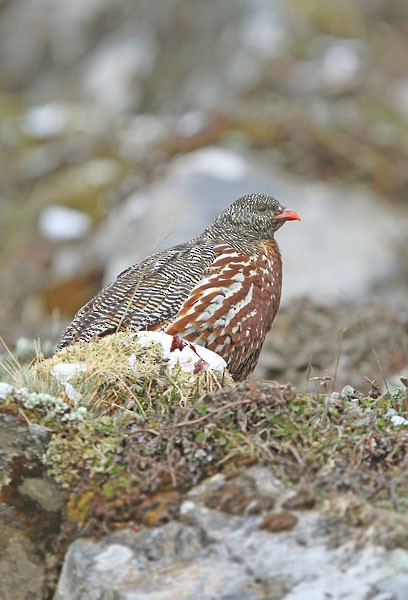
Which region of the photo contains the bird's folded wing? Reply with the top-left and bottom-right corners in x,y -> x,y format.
57,239 -> 217,349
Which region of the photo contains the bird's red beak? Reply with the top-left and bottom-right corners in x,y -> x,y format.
275,209 -> 301,221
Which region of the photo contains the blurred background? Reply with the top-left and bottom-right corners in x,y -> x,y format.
0,0 -> 407,389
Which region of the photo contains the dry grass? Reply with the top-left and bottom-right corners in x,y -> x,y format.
6,332 -> 233,418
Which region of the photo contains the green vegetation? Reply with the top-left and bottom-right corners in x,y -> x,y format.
1,333 -> 407,548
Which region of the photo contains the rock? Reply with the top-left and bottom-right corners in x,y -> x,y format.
0,409 -> 62,600
54,470 -> 408,600
89,146 -> 408,306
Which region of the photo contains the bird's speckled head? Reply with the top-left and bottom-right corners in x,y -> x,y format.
205,193 -> 300,249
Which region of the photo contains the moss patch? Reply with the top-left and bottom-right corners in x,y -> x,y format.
21,332 -> 233,415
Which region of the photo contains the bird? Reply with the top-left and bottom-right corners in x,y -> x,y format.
57,193 -> 300,381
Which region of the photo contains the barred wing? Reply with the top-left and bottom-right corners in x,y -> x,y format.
57,239 -> 216,350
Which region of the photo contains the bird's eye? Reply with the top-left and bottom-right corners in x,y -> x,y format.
258,205 -> 268,213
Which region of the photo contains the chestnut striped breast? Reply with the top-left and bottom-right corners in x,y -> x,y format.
162,241 -> 282,380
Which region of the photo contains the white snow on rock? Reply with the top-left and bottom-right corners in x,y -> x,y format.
385,409 -> 408,427
51,362 -> 87,402
20,102 -> 69,139
134,331 -> 227,374
0,382 -> 14,399
38,205 -> 92,242
62,383 -> 83,403
51,362 -> 87,382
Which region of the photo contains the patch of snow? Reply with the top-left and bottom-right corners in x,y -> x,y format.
134,331 -> 227,374
128,354 -> 137,370
64,382 -> 82,403
385,409 -> 408,427
51,362 -> 86,404
20,102 -> 69,139
0,382 -> 14,399
180,500 -> 196,515
321,38 -> 365,87
51,362 -> 87,383
38,205 -> 92,242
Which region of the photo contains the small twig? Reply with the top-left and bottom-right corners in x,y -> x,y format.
390,478 -> 400,512
166,441 -> 177,487
108,399 -> 135,414
309,376 -> 333,395
319,396 -> 330,425
129,427 -> 161,437
332,329 -> 344,392
303,356 -> 314,395
0,335 -> 21,379
18,407 -> 32,426
168,397 -> 254,429
33,338 -> 44,362
370,343 -> 390,394
284,443 -> 304,466
124,384 -> 147,417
